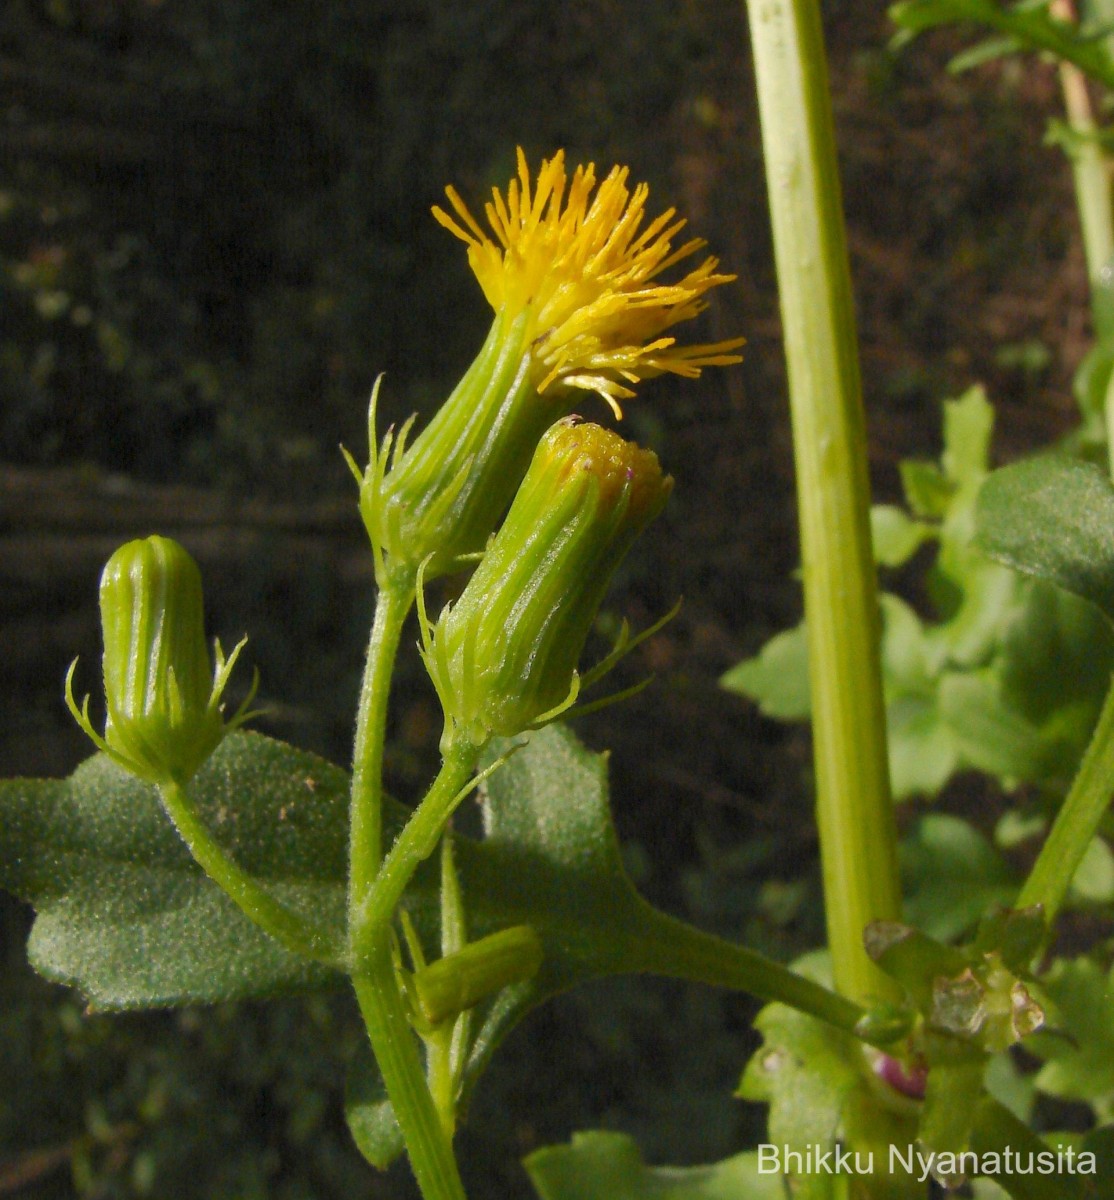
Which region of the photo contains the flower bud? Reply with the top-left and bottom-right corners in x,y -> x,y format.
66,536 -> 256,784
413,925 -> 543,1026
353,313 -> 564,582
421,417 -> 672,749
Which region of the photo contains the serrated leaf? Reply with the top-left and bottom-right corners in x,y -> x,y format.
902,814 -> 1016,942
942,386 -> 994,487
523,1131 -> 783,1200
737,998 -> 861,1199
976,456 -> 1114,623
8,722 -> 837,1173
1031,959 -> 1114,1118
739,964 -> 919,1198
0,733 -> 349,1008
719,623 -> 810,719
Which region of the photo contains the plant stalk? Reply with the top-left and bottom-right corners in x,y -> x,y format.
1017,672 -> 1114,922
630,904 -> 878,1043
351,741 -> 479,971
346,576 -> 474,1199
348,576 -> 414,922
746,0 -> 903,1005
353,940 -> 468,1200
1050,0 -> 1114,476
159,779 -> 336,961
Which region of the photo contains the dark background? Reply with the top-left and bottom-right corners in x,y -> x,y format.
0,0 -> 1089,1195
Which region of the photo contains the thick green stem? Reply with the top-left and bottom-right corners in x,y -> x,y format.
351,741 -> 479,971
159,779 -> 336,961
353,941 -> 468,1200
1017,673 -> 1114,922
746,0 -> 903,1004
348,576 -> 414,922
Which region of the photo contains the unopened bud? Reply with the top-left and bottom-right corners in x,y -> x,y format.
67,536 -> 256,784
414,925 -> 543,1025
422,417 -> 672,749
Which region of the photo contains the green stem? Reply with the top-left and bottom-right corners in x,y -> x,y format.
158,779 -> 336,961
351,741 -> 479,971
346,579 -> 472,1199
348,575 -> 414,922
630,904 -> 873,1041
1049,0 -> 1114,476
353,940 -> 467,1200
969,1097 -> 1085,1200
747,0 -> 903,1004
1017,673 -> 1114,922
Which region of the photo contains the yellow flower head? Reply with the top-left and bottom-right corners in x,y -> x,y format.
432,148 -> 745,417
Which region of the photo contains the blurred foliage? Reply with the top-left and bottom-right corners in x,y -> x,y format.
724,387 -> 1114,799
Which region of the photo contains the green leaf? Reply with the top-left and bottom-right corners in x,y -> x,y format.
901,814 -> 1016,942
942,385 -> 994,488
976,456 -> 1114,623
1070,836 -> 1114,904
719,623 -> 810,719
739,965 -> 919,1198
938,671 -> 1060,785
523,1131 -> 783,1200
737,1002 -> 860,1200
343,1044 -> 404,1169
886,694 -> 961,798
948,33 -> 1022,71
900,459 -> 953,518
1031,959 -> 1114,1119
8,722 -> 835,1172
889,0 -> 1114,89
872,504 -> 933,568
0,733 -> 349,1008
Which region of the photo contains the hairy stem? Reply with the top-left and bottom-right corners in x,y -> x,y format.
159,779 -> 336,962
353,941 -> 468,1200
348,576 -> 414,924
351,741 -> 479,972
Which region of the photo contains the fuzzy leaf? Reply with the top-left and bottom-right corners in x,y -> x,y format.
976,457 -> 1114,623
0,733 -> 348,1008
524,1131 -> 783,1200
344,1045 -> 404,1169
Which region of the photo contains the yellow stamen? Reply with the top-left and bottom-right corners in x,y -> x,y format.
432,148 -> 745,414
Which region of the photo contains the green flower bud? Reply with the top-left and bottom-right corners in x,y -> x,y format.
66,536 -> 257,785
421,417 -> 672,750
350,312 -> 564,583
413,925 -> 543,1026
